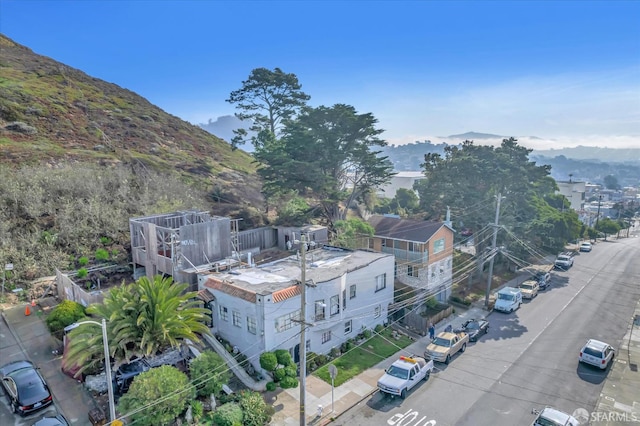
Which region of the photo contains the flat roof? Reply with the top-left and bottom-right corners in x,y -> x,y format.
202,247 -> 392,298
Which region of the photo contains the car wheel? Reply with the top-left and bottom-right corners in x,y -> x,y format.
445,354 -> 451,364
424,370 -> 430,381
485,326 -> 489,334
10,401 -> 18,414
460,343 -> 467,353
401,388 -> 407,399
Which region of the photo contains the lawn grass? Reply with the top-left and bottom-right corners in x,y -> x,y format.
314,329 -> 414,387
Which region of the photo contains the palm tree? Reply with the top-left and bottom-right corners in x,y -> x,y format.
63,275 -> 210,377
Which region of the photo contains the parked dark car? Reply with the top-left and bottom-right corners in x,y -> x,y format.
454,318 -> 489,342
33,413 -> 70,426
0,360 -> 52,416
535,271 -> 552,290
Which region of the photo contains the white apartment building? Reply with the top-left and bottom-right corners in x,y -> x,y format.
556,180 -> 586,211
197,247 -> 395,371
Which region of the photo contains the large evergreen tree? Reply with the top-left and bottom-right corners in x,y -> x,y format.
226,67 -> 310,149
254,104 -> 395,229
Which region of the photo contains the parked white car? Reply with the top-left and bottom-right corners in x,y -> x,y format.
532,407 -> 579,426
519,280 -> 539,299
579,339 -> 615,369
579,241 -> 592,252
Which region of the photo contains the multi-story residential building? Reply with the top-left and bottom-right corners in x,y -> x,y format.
197,246 -> 395,371
556,180 -> 586,211
367,215 -> 454,302
376,171 -> 425,199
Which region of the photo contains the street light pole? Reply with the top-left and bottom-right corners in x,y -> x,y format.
299,233 -> 307,426
77,319 -> 116,424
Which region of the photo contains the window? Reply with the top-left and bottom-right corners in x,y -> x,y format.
350,284 -> 356,299
330,295 -> 340,316
344,320 -> 352,334
322,331 -> 332,344
342,289 -> 346,310
374,304 -> 381,318
375,273 -> 386,292
408,242 -> 419,252
219,306 -> 228,322
315,300 -> 326,321
232,311 -> 241,327
407,265 -> 417,277
275,310 -> 301,332
433,238 -> 445,254
247,316 -> 257,334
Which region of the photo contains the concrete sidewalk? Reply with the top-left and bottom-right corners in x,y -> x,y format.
593,298 -> 640,425
269,299 -> 497,426
1,303 -> 95,425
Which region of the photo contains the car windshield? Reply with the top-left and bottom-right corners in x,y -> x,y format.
433,337 -> 451,346
385,365 -> 409,380
558,256 -> 570,261
465,321 -> 479,330
498,293 -> 514,301
583,347 -> 603,358
521,284 -> 534,290
534,415 -> 566,426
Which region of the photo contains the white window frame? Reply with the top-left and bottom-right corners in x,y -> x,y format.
315,300 -> 326,321
350,284 -> 356,299
375,273 -> 387,292
330,294 -> 340,316
344,320 -> 352,335
275,310 -> 301,332
232,310 -> 241,327
374,304 -> 381,318
247,316 -> 257,334
219,306 -> 228,322
322,331 -> 332,344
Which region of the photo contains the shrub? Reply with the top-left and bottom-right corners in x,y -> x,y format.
99,236 -> 112,245
425,297 -> 438,309
363,329 -> 372,339
189,350 -> 231,397
46,300 -> 85,335
191,400 -> 203,420
239,390 -> 272,426
211,402 -> 243,426
78,256 -> 89,267
259,352 -> 278,372
375,324 -> 384,333
274,349 -> 293,366
266,381 -> 276,392
279,376 -> 298,389
284,366 -> 297,377
77,268 -> 88,279
330,347 -> 340,358
95,248 -> 109,261
273,367 -> 286,382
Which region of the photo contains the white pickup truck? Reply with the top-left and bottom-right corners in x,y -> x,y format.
377,356 -> 434,399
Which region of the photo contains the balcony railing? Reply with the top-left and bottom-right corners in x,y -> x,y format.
381,247 -> 428,264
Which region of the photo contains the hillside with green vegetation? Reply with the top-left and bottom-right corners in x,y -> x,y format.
0,34 -> 265,293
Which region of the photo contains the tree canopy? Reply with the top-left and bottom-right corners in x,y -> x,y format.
63,275 -> 211,376
226,67 -> 310,149
415,138 -> 580,256
254,104 -> 395,228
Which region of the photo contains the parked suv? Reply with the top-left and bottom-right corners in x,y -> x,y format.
113,358 -> 150,395
554,252 -> 574,270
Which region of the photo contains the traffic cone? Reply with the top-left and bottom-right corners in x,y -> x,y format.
25,304 -> 31,316
31,299 -> 36,307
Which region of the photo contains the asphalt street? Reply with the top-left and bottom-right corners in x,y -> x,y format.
332,234 -> 640,426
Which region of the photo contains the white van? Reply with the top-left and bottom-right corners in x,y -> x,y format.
494,287 -> 522,313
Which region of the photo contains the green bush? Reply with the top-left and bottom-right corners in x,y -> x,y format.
273,367 -> 286,382
266,381 -> 276,392
189,350 -> 231,397
211,402 -> 243,426
46,300 -> 85,335
239,390 -> 272,426
95,248 -> 109,261
274,349 -> 293,366
363,329 -> 372,338
259,352 -> 278,372
77,268 -> 88,279
425,297 -> 438,309
78,256 -> 89,266
191,400 -> 203,420
375,324 -> 384,333
284,366 -> 297,377
279,376 -> 299,389
99,236 -> 112,245
330,347 -> 340,358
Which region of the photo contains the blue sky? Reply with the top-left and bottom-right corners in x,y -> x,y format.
2,0 -> 639,149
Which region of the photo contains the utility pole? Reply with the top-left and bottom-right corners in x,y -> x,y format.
595,195 -> 602,229
299,234 -> 308,426
485,193 -> 503,308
